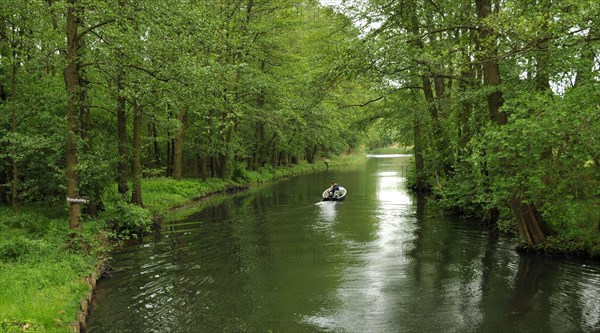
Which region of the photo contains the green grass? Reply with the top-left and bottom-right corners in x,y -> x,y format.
0,207 -> 108,332
142,177 -> 234,215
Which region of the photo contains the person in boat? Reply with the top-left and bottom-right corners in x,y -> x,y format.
328,182 -> 340,198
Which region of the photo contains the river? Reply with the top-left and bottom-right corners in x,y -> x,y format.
88,155 -> 600,333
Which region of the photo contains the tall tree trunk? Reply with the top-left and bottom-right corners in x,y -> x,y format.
131,102 -> 143,206
79,66 -> 102,216
476,0 -> 555,245
253,122 -> 264,170
197,154 -> 206,179
407,0 -> 449,182
11,56 -> 19,212
65,0 -> 82,230
476,0 -> 504,226
166,135 -> 172,177
169,138 -> 175,176
476,0 -> 507,125
116,70 -> 128,195
534,3 -> 551,93
172,106 -> 188,180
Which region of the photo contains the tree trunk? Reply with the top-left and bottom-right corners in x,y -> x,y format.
476,0 -> 555,244
457,32 -> 475,150
534,2 -> 551,93
198,155 -> 207,179
65,0 -> 82,230
476,0 -> 507,125
116,70 -> 128,195
131,102 -> 143,206
78,25 -> 102,217
408,0 -> 450,180
254,122 -> 264,170
166,135 -> 172,177
510,195 -> 556,245
172,106 -> 188,180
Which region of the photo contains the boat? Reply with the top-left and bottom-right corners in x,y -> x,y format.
322,186 -> 347,201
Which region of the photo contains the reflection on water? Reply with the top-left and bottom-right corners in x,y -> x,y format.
89,156 -> 600,333
316,201 -> 338,223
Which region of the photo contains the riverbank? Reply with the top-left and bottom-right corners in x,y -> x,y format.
413,171 -> 600,260
0,155 -> 363,332
0,206 -> 110,332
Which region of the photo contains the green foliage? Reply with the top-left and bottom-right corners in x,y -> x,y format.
348,0 -> 600,254
0,206 -> 107,331
542,201 -> 600,256
101,190 -> 152,240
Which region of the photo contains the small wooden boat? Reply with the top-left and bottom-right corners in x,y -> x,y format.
322,186 -> 347,201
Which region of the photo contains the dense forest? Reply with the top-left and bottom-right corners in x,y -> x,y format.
1,0 -> 599,253
0,0 -> 374,228
344,0 -> 600,255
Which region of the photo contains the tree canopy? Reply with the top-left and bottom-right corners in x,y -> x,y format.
0,0 -> 371,227
1,0 -> 599,255
344,0 -> 600,254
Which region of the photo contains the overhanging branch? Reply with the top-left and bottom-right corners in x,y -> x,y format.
339,85 -> 423,108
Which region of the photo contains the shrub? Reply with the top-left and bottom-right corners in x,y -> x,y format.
101,190 -> 152,240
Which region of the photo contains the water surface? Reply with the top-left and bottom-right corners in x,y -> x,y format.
89,156 -> 600,333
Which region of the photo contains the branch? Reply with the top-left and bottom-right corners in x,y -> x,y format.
422,25 -> 478,38
340,95 -> 386,108
338,86 -> 423,109
89,104 -> 116,116
77,18 -> 116,41
127,64 -> 188,86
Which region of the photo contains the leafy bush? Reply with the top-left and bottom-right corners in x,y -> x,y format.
101,189 -> 152,239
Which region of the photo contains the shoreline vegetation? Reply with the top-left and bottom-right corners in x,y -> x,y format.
371,148 -> 600,260
0,154 -> 362,333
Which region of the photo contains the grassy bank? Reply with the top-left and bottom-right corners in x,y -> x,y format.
0,155 -> 363,332
143,157 -> 363,216
0,206 -> 109,332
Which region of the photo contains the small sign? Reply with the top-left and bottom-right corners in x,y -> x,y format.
66,197 -> 89,204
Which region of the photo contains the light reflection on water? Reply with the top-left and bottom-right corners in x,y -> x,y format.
89,155 -> 600,333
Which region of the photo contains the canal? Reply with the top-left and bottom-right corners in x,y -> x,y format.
88,155 -> 600,333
